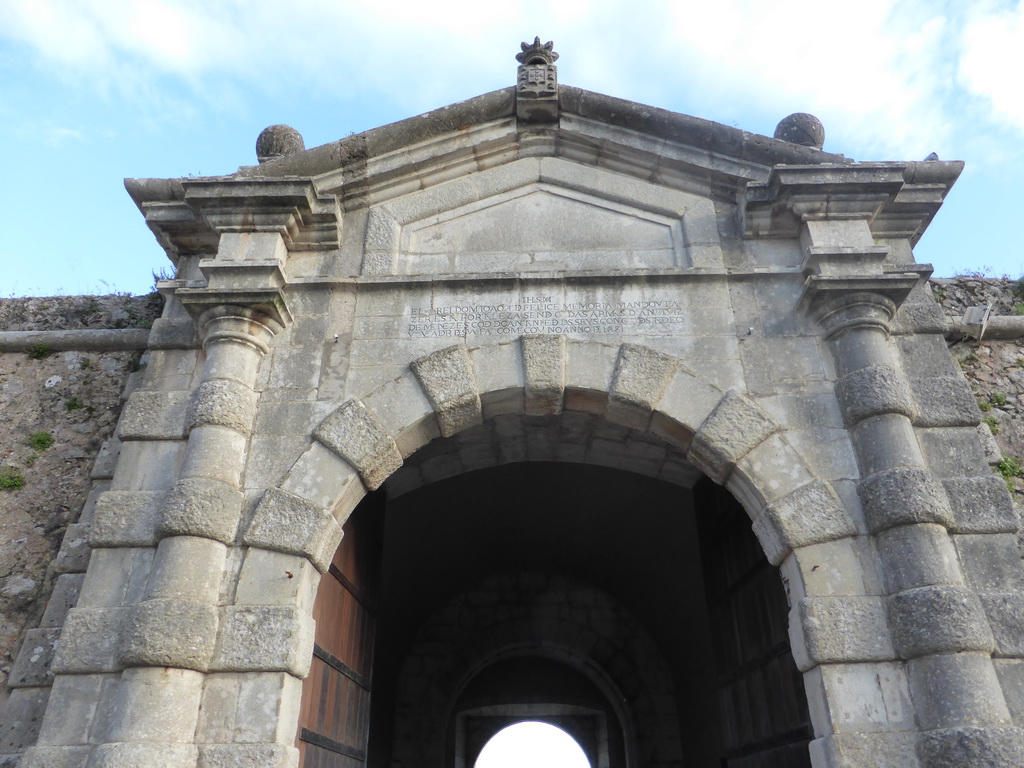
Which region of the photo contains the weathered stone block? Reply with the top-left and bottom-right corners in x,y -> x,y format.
910,376 -> 981,427
521,334 -> 565,416
8,627 -> 60,687
91,437 -> 122,479
146,316 -> 198,349
235,549 -> 319,614
808,732 -> 920,768
909,654 -> 1011,730
793,596 -> 893,671
280,443 -> 366,514
120,598 -> 218,671
18,746 -> 91,768
41,572 -> 85,627
889,585 -> 994,659
314,399 -> 403,490
51,608 -> 126,674
981,593 -> 1024,657
918,426 -> 991,478
363,370 -> 440,456
105,666 -> 204,744
805,661 -> 914,735
857,467 -> 953,533
160,477 -> 244,544
411,344 -> 482,436
53,523 -> 92,574
689,390 -> 778,484
214,606 -> 313,677
90,491 -> 163,547
0,686 -> 50,752
117,390 -> 189,440
995,660 -> 1024,725
243,489 -> 343,573
196,670 -> 303,746
146,536 -> 227,603
649,367 -> 723,451
944,475 -> 1019,533
753,481 -> 856,565
876,524 -> 961,593
89,742 -> 198,768
187,379 -> 258,435
955,533 -> 1024,592
834,365 -> 916,424
606,343 -> 676,429
198,744 -> 299,768
917,725 -> 1024,766
77,547 -> 153,610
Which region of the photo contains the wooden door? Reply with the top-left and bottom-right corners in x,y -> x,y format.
297,494 -> 383,768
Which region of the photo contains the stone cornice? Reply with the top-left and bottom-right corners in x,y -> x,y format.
743,161 -> 963,245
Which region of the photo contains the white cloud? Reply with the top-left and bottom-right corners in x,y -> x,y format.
1,0 -> 1021,162
958,2 -> 1024,131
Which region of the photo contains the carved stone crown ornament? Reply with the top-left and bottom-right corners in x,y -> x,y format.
516,37 -> 559,123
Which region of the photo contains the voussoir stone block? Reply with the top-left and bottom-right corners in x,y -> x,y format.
117,390 -> 189,440
943,475 -> 1020,533
90,491 -> 163,547
521,334 -> 565,416
858,467 -> 953,533
889,585 -> 994,659
214,605 -> 313,677
186,379 -> 258,435
910,376 -> 981,428
918,726 -> 1024,768
411,344 -> 482,437
834,364 -> 916,425
315,399 -> 403,490
120,598 -> 219,671
160,477 -> 245,544
753,480 -> 856,565
607,343 -> 676,429
243,488 -> 343,573
795,596 -> 893,670
688,390 -> 778,484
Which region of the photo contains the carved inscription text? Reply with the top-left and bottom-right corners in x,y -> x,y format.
406,295 -> 688,338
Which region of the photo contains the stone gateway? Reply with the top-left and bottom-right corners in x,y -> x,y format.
5,39 -> 1024,768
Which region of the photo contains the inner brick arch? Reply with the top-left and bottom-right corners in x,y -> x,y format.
244,335 -> 866,767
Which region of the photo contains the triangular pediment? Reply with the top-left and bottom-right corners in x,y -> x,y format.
360,157 -> 722,276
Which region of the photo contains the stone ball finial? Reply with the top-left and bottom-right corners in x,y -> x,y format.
256,124 -> 305,164
774,113 -> 825,150
516,37 -> 558,66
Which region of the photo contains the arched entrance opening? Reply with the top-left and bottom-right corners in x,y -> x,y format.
296,411 -> 814,768
475,721 -> 591,768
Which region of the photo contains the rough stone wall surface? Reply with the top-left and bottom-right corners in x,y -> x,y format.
0,295 -> 161,707
932,278 -> 1024,499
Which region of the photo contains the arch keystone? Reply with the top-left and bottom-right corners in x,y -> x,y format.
411,345 -> 482,436
521,334 -> 566,415
688,390 -> 779,484
314,399 -> 403,490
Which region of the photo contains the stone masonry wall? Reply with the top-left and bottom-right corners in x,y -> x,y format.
0,279 -> 1023,738
932,278 -> 1024,505
0,295 -> 161,711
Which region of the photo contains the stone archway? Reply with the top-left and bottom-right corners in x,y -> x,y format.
237,336 -> 867,767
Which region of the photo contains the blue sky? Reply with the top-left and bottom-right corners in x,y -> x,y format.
2,0 -> 1023,297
